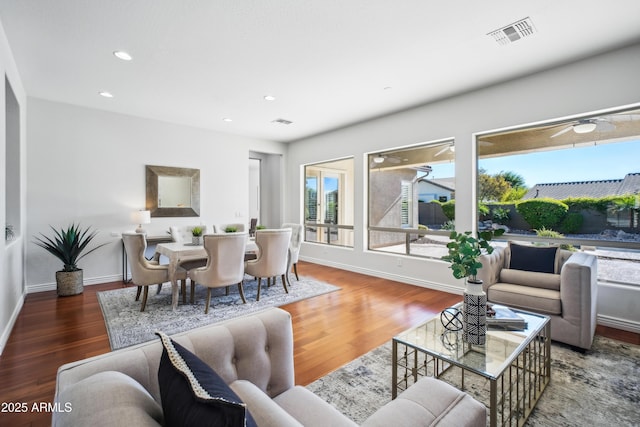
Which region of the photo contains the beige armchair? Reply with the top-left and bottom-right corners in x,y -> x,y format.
282,222 -> 303,284
189,233 -> 249,313
122,233 -> 187,311
169,225 -> 209,243
478,244 -> 598,350
244,228 -> 292,301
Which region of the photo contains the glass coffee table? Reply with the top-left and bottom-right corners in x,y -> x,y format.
392,305 -> 550,427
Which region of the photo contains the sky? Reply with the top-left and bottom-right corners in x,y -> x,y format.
428,139 -> 640,188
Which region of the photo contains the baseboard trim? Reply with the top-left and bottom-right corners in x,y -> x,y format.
26,274 -> 123,294
597,314 -> 640,334
300,255 -> 462,295
0,292 -> 25,355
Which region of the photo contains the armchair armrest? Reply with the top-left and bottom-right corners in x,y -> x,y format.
559,252 -> 598,335
478,246 -> 506,291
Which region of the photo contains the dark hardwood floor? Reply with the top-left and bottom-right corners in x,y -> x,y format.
0,261 -> 637,426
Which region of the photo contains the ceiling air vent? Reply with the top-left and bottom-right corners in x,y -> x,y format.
271,118 -> 293,125
488,17 -> 535,46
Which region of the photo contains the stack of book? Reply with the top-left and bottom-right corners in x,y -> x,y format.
486,304 -> 527,330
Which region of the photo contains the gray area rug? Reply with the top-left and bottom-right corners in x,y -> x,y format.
98,275 -> 339,350
307,336 -> 640,426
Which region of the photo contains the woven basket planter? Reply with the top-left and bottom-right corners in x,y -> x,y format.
56,270 -> 84,296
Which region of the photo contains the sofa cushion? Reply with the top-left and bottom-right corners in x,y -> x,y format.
488,283 -> 561,315
156,331 -> 257,427
509,243 -> 557,273
273,385 -> 359,427
52,371 -> 163,427
362,377 -> 486,427
499,268 -> 561,291
230,380 -> 303,427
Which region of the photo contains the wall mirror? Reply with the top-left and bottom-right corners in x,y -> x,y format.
146,165 -> 200,217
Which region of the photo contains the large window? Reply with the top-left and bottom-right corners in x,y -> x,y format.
477,106 -> 640,287
304,158 -> 354,247
368,140 -> 455,259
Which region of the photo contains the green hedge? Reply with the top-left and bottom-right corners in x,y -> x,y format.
516,198 -> 568,230
559,212 -> 584,234
431,200 -> 456,220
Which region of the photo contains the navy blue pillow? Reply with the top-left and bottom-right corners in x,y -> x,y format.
156,331 -> 257,427
509,243 -> 557,274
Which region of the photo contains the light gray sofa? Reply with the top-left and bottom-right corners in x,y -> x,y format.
53,308 -> 486,426
478,244 -> 598,350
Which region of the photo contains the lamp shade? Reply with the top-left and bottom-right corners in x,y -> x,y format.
131,210 -> 151,233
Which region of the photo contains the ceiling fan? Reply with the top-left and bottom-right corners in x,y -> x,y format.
370,154 -> 402,167
550,118 -> 615,138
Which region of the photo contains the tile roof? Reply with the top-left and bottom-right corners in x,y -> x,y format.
523,173 -> 640,199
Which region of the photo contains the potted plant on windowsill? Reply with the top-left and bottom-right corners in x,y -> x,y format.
441,228 -> 504,345
33,224 -> 108,296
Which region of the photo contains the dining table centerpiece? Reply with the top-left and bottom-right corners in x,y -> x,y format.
191,226 -> 203,245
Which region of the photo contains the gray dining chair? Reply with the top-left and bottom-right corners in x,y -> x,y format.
282,222 -> 303,285
244,228 -> 292,301
122,233 -> 187,311
188,233 -> 248,313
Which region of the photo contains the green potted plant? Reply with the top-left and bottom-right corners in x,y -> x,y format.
441,229 -> 504,281
33,224 -> 108,296
441,228 -> 504,345
224,226 -> 238,233
191,226 -> 203,245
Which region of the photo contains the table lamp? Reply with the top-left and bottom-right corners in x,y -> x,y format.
131,210 -> 151,234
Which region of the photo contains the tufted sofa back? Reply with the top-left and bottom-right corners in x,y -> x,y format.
54,308 -> 295,406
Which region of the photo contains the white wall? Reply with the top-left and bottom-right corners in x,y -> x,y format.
26,99 -> 286,291
287,42 -> 640,332
0,20 -> 27,354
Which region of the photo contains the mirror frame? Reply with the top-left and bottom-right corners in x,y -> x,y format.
146,165 -> 200,217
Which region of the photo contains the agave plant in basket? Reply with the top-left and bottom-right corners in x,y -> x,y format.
33,224 -> 108,296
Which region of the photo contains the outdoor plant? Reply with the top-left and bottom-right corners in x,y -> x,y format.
516,198 -> 568,230
559,212 -> 584,234
191,226 -> 203,237
33,224 -> 107,272
491,207 -> 511,224
440,200 -> 455,220
534,227 -> 575,251
441,229 -> 504,281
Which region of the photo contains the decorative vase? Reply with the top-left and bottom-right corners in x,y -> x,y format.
463,278 -> 487,345
56,270 -> 84,296
192,236 -> 202,245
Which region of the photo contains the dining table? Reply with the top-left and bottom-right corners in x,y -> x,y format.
154,238 -> 258,310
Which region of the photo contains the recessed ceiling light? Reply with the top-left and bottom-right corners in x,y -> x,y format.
113,50 -> 133,61
222,118 -> 233,122
264,95 -> 276,101
99,91 -> 114,98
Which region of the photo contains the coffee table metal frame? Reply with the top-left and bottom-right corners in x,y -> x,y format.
392,306 -> 550,427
